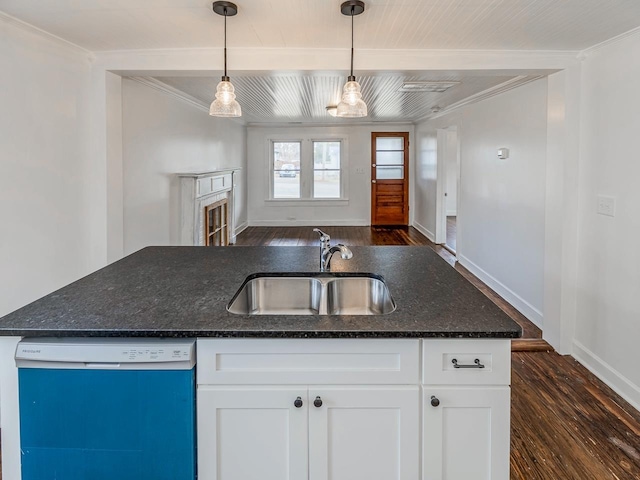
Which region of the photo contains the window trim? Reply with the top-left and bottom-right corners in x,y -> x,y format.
268,136 -> 348,202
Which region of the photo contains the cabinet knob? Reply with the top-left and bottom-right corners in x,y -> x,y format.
294,396 -> 303,408
313,396 -> 323,408
430,395 -> 440,407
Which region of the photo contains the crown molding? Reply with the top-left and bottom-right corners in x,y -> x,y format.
128,76 -> 246,126
416,75 -> 544,123
0,11 -> 94,60
579,25 -> 640,57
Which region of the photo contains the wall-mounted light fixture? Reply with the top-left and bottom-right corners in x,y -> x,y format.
209,1 -> 242,117
336,1 -> 367,118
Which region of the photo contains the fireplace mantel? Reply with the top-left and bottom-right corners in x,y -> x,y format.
179,170 -> 239,246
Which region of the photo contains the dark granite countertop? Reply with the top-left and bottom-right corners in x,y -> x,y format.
0,246 -> 522,338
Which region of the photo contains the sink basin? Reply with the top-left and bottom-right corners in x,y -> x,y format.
227,273 -> 396,315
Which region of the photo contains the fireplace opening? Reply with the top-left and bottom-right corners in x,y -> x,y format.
204,199 -> 229,246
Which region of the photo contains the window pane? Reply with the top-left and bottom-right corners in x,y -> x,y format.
375,151 -> 404,165
376,137 -> 403,151
314,170 -> 340,198
273,142 -> 301,198
273,171 -> 300,198
376,166 -> 404,180
313,141 -> 341,169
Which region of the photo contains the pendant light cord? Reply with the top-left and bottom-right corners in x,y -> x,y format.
223,8 -> 228,80
349,6 -> 355,80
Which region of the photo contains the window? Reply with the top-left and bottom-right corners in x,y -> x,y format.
313,141 -> 341,198
272,141 -> 301,199
270,138 -> 345,200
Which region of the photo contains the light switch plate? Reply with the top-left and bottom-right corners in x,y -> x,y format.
597,195 -> 615,217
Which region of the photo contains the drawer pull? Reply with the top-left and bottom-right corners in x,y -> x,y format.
294,397 -> 303,408
452,358 -> 485,369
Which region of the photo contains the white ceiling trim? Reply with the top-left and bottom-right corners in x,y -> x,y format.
579,24 -> 640,57
129,77 -> 209,113
418,75 -> 544,122
96,47 -> 579,72
0,11 -> 93,59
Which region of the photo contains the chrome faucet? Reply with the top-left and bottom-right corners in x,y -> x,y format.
313,228 -> 353,272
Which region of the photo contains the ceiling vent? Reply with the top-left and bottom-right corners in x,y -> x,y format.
399,81 -> 460,93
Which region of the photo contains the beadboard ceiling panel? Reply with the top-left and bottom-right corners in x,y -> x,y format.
1,0 -> 640,51
151,72 -> 537,124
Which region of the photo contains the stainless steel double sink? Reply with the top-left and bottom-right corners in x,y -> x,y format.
227,272 -> 396,316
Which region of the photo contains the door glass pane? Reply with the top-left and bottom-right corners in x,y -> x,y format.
375,151 -> 404,165
314,170 -> 340,198
376,166 -> 404,180
376,137 -> 403,150
273,142 -> 301,198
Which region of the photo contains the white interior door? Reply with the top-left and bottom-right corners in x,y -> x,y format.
309,386 -> 420,480
197,386 -> 309,480
422,386 -> 510,480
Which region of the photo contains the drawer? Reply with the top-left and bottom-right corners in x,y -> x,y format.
422,339 -> 510,386
197,338 -> 420,385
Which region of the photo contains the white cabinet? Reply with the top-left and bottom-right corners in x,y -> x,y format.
309,386 -> 419,480
197,386 -> 308,480
422,387 -> 510,480
196,338 -> 511,480
421,339 -> 511,480
197,385 -> 419,480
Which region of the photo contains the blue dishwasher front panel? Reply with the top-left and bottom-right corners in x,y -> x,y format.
18,367 -> 196,480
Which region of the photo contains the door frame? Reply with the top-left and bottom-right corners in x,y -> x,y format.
371,132 -> 410,226
435,127 -> 460,251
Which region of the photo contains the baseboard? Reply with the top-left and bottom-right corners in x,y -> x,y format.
248,219 -> 370,227
457,254 -> 543,329
412,221 -> 435,242
234,221 -> 248,236
573,340 -> 640,412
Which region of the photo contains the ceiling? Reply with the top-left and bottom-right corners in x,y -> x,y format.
3,0 -> 639,124
1,0 -> 640,52
147,71 -> 546,124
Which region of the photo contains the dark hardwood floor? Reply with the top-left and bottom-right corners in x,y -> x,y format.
235,225 -> 640,479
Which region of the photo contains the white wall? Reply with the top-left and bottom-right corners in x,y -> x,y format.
571,31 -> 640,410
0,18 -> 95,317
414,79 -> 548,325
246,124 -> 414,226
121,79 -> 247,255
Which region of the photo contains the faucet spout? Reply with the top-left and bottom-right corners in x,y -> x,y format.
313,228 -> 353,272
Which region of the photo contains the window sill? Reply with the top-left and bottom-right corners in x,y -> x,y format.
265,198 -> 349,207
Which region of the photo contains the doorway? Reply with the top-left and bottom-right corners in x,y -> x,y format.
371,132 -> 410,226
436,127 -> 460,254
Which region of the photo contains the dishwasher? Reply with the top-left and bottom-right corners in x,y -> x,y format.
15,337 -> 196,480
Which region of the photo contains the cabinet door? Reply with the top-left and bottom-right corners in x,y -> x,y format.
422,387 -> 510,480
309,386 -> 419,480
197,386 -> 308,480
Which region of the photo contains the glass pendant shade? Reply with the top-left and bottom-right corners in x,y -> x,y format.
336,80 -> 367,118
209,79 -> 242,117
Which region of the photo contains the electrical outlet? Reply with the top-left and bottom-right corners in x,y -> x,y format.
597,195 -> 615,217
355,167 -> 365,174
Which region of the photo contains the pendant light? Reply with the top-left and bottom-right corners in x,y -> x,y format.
336,0 -> 367,118
210,1 -> 242,117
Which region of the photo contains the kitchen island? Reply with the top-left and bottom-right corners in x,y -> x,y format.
0,246 -> 521,480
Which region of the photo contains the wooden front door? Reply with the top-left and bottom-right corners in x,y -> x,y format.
371,132 -> 409,226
